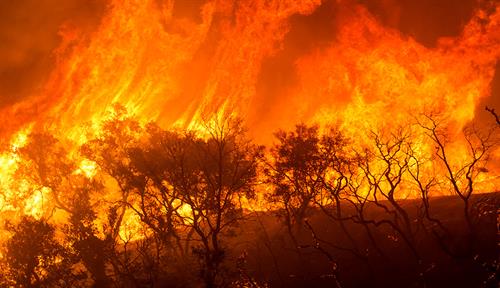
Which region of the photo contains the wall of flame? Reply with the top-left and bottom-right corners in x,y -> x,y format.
0,0 -> 498,231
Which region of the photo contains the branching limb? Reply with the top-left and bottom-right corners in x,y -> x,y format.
485,106 -> 500,125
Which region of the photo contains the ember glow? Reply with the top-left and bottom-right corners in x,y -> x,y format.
0,0 -> 499,287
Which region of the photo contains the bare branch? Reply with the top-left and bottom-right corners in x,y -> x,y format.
485,106 -> 500,125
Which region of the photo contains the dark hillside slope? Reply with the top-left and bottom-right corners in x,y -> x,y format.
228,192 -> 499,288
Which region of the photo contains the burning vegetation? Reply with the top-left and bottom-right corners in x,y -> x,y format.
0,0 -> 499,287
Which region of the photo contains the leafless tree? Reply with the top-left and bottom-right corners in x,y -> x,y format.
417,114 -> 498,256
485,106 -> 500,125
354,128 -> 421,261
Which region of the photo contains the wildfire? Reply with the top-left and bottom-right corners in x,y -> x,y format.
0,0 -> 498,243
0,0 -> 497,140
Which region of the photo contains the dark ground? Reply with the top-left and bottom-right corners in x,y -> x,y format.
226,193 -> 500,288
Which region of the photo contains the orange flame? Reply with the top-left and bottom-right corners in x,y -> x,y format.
0,0 -> 498,233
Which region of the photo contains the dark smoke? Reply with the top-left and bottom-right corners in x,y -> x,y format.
0,0 -> 107,109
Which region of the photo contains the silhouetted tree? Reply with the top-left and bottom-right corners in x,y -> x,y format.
16,131 -> 115,286
127,123 -> 188,255
264,124 -> 327,244
417,114 -> 498,256
65,185 -> 112,287
2,103 -> 497,288
125,124 -> 196,285
81,105 -> 144,243
3,217 -> 79,287
358,128 -> 421,260
81,106 -> 156,285
169,118 -> 262,288
17,133 -> 75,212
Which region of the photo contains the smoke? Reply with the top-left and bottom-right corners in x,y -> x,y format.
360,0 -> 478,46
0,0 -> 107,109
